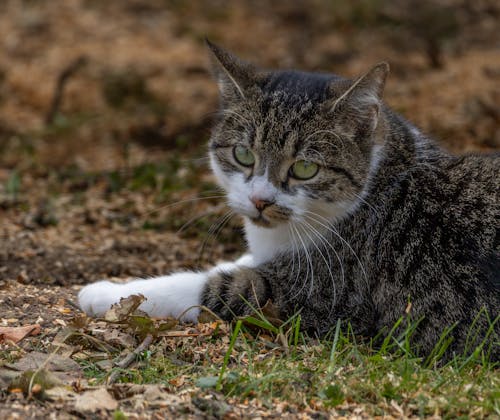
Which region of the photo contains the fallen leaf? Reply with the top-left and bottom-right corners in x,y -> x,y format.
198,309 -> 219,323
53,319 -> 67,327
74,388 -> 118,412
102,328 -> 136,348
0,324 -> 41,344
169,375 -> 185,387
1,351 -> 82,385
104,294 -> 145,322
45,385 -> 77,402
8,369 -> 63,396
260,300 -> 283,327
127,384 -> 183,408
5,351 -> 81,373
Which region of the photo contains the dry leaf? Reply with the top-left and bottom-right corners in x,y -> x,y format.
198,309 -> 219,323
2,351 -> 82,385
102,328 -> 137,348
45,385 -> 77,402
104,294 -> 146,322
74,388 -> 118,412
0,324 -> 41,344
7,368 -> 63,396
260,300 -> 283,327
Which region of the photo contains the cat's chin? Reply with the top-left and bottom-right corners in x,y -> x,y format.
249,215 -> 276,228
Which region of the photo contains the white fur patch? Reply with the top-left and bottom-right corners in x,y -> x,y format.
78,272 -> 208,322
78,255 -> 258,321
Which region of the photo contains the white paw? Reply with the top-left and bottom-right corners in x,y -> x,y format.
78,272 -> 208,322
78,280 -> 124,317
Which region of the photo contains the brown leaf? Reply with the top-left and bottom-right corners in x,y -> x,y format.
44,385 -> 77,403
68,315 -> 90,329
261,300 -> 283,327
197,309 -> 219,323
7,369 -> 63,396
102,329 -> 136,348
0,324 -> 41,344
104,294 -> 146,322
2,351 -> 82,385
74,388 -> 118,413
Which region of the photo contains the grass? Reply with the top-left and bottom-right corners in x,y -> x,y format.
78,309 -> 499,418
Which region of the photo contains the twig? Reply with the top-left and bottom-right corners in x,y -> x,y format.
45,55 -> 87,125
107,333 -> 154,385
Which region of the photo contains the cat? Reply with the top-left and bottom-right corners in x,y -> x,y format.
79,41 -> 499,360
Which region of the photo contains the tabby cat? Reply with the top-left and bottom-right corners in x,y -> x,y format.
79,42 -> 499,359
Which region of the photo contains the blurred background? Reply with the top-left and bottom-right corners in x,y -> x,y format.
0,0 -> 498,286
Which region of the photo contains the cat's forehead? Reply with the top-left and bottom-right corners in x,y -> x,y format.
252,70 -> 347,128
261,70 -> 338,101
217,70 -> 353,157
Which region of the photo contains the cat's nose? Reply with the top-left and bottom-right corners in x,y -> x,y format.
250,196 -> 274,212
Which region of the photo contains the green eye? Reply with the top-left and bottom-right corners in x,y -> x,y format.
290,160 -> 319,180
233,145 -> 255,167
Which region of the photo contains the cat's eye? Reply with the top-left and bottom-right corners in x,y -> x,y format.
289,160 -> 319,180
233,145 -> 255,167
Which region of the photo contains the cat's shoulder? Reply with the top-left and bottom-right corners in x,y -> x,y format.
380,150 -> 498,219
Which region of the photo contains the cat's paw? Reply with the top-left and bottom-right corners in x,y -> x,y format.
78,272 -> 209,321
78,280 -> 123,317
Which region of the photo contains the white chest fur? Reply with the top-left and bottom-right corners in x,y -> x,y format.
243,218 -> 297,264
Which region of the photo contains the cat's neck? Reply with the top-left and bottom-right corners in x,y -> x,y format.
367,110 -> 447,192
380,110 -> 446,169
244,218 -> 295,264
244,214 -> 342,265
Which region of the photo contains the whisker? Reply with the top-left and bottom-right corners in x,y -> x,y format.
286,224 -> 304,301
197,210 -> 235,264
219,109 -> 253,126
302,211 -> 368,288
286,224 -> 297,290
295,221 -> 334,300
176,206 -> 225,235
289,223 -> 314,301
143,193 -> 226,216
351,192 -> 380,217
300,218 -> 345,307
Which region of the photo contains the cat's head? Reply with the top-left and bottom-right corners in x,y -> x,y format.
207,41 -> 388,228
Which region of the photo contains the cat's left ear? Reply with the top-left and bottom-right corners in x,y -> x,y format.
326,62 -> 389,133
206,40 -> 259,104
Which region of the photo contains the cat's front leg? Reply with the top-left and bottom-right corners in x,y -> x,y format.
78,254 -> 255,322
201,264 -> 273,320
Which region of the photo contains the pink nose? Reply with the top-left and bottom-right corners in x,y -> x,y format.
250,197 -> 274,211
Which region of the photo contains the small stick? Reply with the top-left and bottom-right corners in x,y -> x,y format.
107,333 -> 154,385
45,55 -> 87,125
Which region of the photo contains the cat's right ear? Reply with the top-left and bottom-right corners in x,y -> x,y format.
206,40 -> 258,103
325,62 -> 389,135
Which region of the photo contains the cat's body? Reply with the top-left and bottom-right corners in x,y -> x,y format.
79,43 -> 499,359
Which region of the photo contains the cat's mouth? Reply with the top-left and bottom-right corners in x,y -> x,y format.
250,214 -> 272,227
247,205 -> 293,228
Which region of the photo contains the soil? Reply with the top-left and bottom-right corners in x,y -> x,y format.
0,0 -> 498,418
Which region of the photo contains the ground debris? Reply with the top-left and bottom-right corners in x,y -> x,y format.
74,387 -> 118,413
0,324 -> 41,344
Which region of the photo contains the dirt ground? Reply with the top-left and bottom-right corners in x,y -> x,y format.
0,0 -> 499,418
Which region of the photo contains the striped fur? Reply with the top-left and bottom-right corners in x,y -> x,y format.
203,43 -> 499,359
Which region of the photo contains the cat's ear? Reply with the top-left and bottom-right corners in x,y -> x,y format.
206,40 -> 258,103
326,62 -> 389,133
